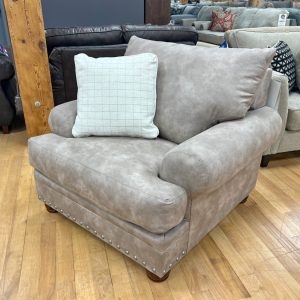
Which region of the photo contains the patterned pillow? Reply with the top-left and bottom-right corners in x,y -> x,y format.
72,53 -> 159,138
209,11 -> 236,32
270,41 -> 296,91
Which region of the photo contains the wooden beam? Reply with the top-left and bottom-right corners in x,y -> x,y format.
145,0 -> 170,25
4,0 -> 54,137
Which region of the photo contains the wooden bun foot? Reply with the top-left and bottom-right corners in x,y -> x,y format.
146,270 -> 170,282
45,204 -> 57,213
240,196 -> 248,204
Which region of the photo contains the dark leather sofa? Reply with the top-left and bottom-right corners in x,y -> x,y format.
0,54 -> 17,133
46,25 -> 198,106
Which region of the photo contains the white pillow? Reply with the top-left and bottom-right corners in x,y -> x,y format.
72,53 -> 159,138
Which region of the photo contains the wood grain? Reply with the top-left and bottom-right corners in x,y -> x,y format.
3,0 -> 54,137
1,130 -> 300,299
145,0 -> 170,25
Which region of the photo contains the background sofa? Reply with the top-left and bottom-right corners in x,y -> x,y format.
174,6 -> 291,45
46,25 -> 198,105
0,54 -> 17,133
225,26 -> 300,166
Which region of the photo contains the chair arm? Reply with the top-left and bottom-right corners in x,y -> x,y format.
48,100 -> 77,138
159,107 -> 281,197
264,71 -> 289,155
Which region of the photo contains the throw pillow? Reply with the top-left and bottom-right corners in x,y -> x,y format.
209,10 -> 236,32
270,41 -> 296,91
72,53 -> 159,138
126,37 -> 275,144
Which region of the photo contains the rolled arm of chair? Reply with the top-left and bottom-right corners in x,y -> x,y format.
159,107 -> 282,197
48,100 -> 77,138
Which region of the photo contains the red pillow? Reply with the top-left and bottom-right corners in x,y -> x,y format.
209,11 -> 236,32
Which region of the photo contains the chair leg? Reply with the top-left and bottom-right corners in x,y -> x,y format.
260,155 -> 271,168
45,204 -> 57,213
1,125 -> 9,134
240,196 -> 248,204
146,270 -> 171,282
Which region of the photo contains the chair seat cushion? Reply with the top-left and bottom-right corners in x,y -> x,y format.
286,92 -> 300,131
28,134 -> 187,234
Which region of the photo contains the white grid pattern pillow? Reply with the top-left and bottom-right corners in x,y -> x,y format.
72,53 -> 159,138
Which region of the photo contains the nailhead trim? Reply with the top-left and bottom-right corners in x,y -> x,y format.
40,198 -> 187,275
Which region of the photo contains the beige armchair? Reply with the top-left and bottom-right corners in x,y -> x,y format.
225,27 -> 300,167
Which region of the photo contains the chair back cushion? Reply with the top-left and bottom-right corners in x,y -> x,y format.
197,6 -> 223,21
126,36 -> 275,143
225,27 -> 300,91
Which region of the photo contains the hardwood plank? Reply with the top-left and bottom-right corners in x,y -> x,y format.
145,0 -> 170,25
3,0 -> 54,137
0,158 -> 32,300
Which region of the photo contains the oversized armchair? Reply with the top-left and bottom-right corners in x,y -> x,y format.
28,29 -> 282,281
225,27 -> 300,167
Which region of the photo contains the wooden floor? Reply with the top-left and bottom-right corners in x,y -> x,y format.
1,130 -> 300,300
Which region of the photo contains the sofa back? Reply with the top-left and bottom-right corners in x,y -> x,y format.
231,8 -> 289,29
225,27 -> 300,90
47,25 -> 198,105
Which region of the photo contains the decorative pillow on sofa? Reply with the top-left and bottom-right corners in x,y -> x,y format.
209,10 -> 236,32
126,36 -> 275,144
72,53 -> 159,138
270,41 -> 296,91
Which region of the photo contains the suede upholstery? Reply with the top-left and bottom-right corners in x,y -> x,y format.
126,37 -> 275,143
159,107 -> 282,197
29,35 -> 283,278
29,134 -> 187,234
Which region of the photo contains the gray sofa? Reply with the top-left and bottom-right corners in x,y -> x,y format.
28,37 -> 282,281
180,7 -> 291,45
225,27 -> 300,166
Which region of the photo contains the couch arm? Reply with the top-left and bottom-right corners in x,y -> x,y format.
181,18 -> 197,27
193,21 -> 212,31
159,107 -> 281,197
264,71 -> 289,155
48,100 -> 77,138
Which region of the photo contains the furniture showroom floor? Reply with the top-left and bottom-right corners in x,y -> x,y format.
1,129 -> 300,300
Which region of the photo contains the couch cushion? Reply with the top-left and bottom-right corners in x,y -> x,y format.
122,25 -> 198,45
225,7 -> 247,29
286,92 -> 300,131
224,27 -> 300,91
197,6 -> 223,21
46,26 -> 124,55
235,8 -> 288,29
126,37 -> 275,143
198,30 -> 225,44
28,134 -> 187,234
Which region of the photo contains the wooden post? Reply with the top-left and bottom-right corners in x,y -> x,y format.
145,0 -> 170,25
4,0 -> 54,137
